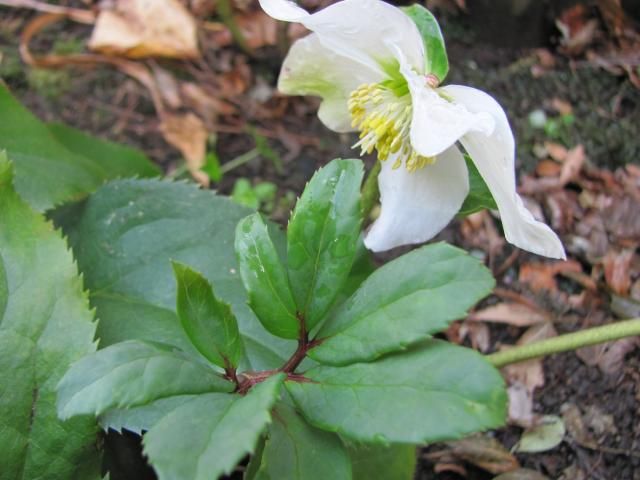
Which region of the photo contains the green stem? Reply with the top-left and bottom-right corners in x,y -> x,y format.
487,318 -> 640,367
361,160 -> 381,221
217,0 -> 253,57
220,148 -> 259,174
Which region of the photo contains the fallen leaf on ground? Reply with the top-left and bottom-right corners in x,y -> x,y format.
561,402 -> 597,447
508,382 -> 535,428
160,112 -> 209,185
544,141 -> 568,162
516,415 -> 566,453
603,248 -> 635,295
576,337 -> 638,374
89,0 -> 200,59
494,468 -> 550,480
470,303 -> 549,327
445,435 -> 520,474
459,320 -> 491,352
519,260 -> 583,293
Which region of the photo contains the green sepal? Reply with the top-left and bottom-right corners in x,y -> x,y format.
235,213 -> 300,339
172,261 -> 243,368
402,4 -> 449,81
458,153 -> 498,217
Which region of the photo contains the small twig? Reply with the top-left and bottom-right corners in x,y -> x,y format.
220,148 -> 259,175
0,0 -> 95,23
487,318 -> 640,367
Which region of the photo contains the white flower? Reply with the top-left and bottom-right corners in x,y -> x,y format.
260,0 -> 565,259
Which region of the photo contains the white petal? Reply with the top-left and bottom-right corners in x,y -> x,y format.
399,61 -> 495,158
258,0 -> 309,21
262,0 -> 425,74
444,85 -> 566,259
364,146 -> 469,252
279,33 -> 381,132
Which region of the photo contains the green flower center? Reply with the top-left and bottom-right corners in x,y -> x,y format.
348,83 -> 434,172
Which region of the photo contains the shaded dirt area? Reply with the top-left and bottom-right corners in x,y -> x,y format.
1,1 -> 639,479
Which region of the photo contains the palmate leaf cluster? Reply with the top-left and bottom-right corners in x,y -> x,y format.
54,157 -> 506,480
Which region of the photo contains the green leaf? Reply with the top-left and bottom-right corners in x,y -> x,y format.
232,178 -> 260,210
143,374 -> 284,480
0,85 -> 157,211
99,395 -> 200,435
201,152 -> 223,182
236,213 -> 300,339
310,243 -> 494,365
287,159 -> 364,330
173,261 -> 243,368
458,154 -> 498,217
0,154 -> 100,478
348,443 -> 416,480
57,340 -> 234,419
402,4 -> 449,81
60,178 -> 296,371
287,340 -> 506,444
47,122 -> 160,179
252,403 -> 351,480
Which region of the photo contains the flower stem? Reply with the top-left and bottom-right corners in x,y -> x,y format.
216,0 -> 253,57
487,318 -> 640,368
361,160 -> 381,221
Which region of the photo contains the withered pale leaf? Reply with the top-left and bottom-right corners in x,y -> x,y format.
470,303 -> 549,327
160,112 -> 209,185
89,0 -> 200,59
445,435 -> 519,474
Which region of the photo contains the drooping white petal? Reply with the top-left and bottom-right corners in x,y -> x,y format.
260,0 -> 425,74
443,85 -> 566,259
279,33 -> 381,132
259,0 -> 309,21
364,146 -> 469,252
398,59 -> 495,158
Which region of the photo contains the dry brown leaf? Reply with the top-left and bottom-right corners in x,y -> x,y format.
550,98 -> 573,116
536,159 -> 562,177
507,383 -> 535,427
494,468 -> 550,480
160,112 -> 209,185
519,259 -> 583,293
459,320 -> 491,352
470,303 -> 549,327
559,145 -> 586,184
576,337 -> 639,374
89,0 -> 200,59
602,195 -> 640,240
445,435 -> 520,474
503,322 -> 557,391
603,248 -> 635,295
544,141 -> 568,162
152,65 -> 182,110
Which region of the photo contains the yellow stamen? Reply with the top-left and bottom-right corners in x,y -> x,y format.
348,83 -> 434,173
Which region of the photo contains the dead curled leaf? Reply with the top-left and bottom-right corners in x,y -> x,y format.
576,337 -> 639,374
602,248 -> 636,295
160,112 -> 209,186
445,436 -> 519,474
469,303 -> 549,327
518,260 -> 583,293
89,0 -> 200,59
494,468 -> 550,480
